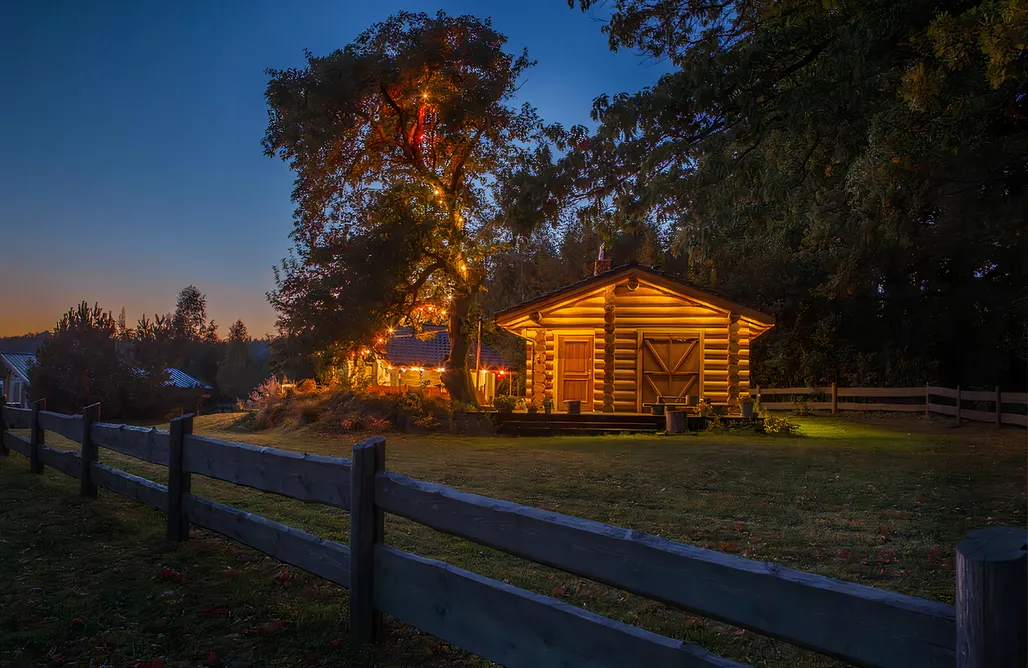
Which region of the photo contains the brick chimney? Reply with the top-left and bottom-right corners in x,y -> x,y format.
593,244 -> 612,275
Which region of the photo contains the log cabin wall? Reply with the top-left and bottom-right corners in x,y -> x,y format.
519,279 -> 758,412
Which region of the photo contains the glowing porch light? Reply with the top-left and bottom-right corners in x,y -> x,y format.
387,327 -> 394,333
436,367 -> 445,372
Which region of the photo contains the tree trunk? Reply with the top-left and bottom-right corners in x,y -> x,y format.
441,294 -> 478,405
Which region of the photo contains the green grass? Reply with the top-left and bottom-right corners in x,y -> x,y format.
1,414 -> 1024,667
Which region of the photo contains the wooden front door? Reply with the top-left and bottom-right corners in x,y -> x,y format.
558,336 -> 593,410
640,334 -> 702,405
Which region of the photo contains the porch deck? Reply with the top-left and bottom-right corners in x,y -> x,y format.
495,411 -> 757,436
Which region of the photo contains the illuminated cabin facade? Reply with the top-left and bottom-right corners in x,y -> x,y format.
494,263 -> 775,413
362,326 -> 507,404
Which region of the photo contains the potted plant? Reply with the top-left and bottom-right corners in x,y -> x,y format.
740,394 -> 754,419
493,395 -> 516,413
699,397 -> 712,417
543,396 -> 554,415
527,404 -> 539,414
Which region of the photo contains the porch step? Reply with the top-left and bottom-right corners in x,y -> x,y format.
495,412 -> 665,436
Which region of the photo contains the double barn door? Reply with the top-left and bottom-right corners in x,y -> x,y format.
640,333 -> 703,406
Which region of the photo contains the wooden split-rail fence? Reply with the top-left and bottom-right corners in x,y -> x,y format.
757,384 -> 1028,427
1,401 -> 1025,668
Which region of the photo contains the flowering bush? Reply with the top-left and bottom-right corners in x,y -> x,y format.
760,414 -> 800,435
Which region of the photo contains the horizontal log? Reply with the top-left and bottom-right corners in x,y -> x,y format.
835,388 -> 927,398
183,435 -> 351,509
3,431 -> 30,457
1001,392 -> 1027,404
617,318 -> 730,328
38,411 -> 83,441
91,462 -> 168,510
836,403 -> 925,412
929,403 -> 957,416
37,445 -> 81,478
375,473 -> 954,668
91,423 -> 171,465
374,545 -> 741,668
927,386 -> 958,398
185,494 -> 350,587
1,406 -> 32,429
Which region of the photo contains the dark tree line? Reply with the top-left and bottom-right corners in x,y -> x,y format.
26,287 -> 269,417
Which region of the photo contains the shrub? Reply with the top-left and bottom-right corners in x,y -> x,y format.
761,414 -> 800,435
297,378 -> 318,394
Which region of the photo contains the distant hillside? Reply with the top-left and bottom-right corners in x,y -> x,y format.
0,332 -> 48,354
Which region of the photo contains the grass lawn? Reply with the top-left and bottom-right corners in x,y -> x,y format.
1,414 -> 1024,667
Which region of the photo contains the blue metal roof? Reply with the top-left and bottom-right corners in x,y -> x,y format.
1,352 -> 36,383
164,368 -> 211,390
383,328 -> 507,369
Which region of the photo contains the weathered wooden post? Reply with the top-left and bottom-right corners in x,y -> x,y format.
956,526 -> 1027,667
350,435 -> 386,644
955,385 -> 962,425
29,398 -> 45,474
79,403 -> 100,498
167,414 -> 194,542
925,384 -> 931,418
831,382 -> 838,416
0,403 -> 7,458
995,386 -> 1002,427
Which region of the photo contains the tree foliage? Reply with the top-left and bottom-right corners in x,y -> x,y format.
523,0 -> 1028,387
264,11 -> 542,401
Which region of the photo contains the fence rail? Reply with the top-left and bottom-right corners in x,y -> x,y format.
1,403 -> 1024,668
756,384 -> 1028,427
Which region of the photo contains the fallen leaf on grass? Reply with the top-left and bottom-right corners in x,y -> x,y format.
244,619 -> 288,636
158,567 -> 184,583
733,521 -> 744,531
833,550 -> 852,562
685,616 -> 704,629
916,494 -> 928,503
551,586 -> 566,597
272,568 -> 293,585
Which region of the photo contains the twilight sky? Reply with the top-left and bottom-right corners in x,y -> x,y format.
0,0 -> 667,338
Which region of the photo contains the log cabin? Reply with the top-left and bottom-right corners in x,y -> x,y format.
494,260 -> 775,413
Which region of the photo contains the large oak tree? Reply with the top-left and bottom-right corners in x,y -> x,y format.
264,11 -> 541,402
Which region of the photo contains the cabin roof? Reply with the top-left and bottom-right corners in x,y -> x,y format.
494,263 -> 775,327
0,352 -> 36,384
383,327 -> 508,369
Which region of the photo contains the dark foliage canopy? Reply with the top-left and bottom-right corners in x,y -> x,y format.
504,0 -> 1028,387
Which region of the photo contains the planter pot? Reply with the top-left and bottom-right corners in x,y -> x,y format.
741,403 -> 754,419
651,404 -> 666,416
544,406 -> 552,415
665,410 -> 687,433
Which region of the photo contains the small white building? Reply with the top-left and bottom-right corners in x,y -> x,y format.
1,352 -> 35,408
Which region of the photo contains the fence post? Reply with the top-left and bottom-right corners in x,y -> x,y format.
925,384 -> 930,418
0,402 -> 7,458
830,382 -> 838,416
350,435 -> 386,644
79,403 -> 100,498
955,385 -> 962,425
956,526 -> 1027,667
167,414 -> 194,542
995,386 -> 1001,427
29,398 -> 45,474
